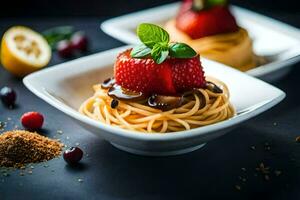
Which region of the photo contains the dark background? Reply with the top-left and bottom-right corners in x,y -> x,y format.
0,1 -> 300,200
1,0 -> 299,17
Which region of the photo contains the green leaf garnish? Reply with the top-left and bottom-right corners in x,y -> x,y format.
133,23 -> 197,64
137,23 -> 169,48
207,0 -> 227,7
131,44 -> 151,58
169,43 -> 197,58
42,26 -> 74,50
151,44 -> 169,64
193,0 -> 227,11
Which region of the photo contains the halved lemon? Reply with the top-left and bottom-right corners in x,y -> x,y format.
1,26 -> 51,77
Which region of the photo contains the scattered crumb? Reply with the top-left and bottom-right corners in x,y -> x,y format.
78,178 -> 83,183
255,162 -> 273,181
241,168 -> 246,172
235,185 -> 241,191
264,175 -> 270,181
256,163 -> 270,174
275,170 -> 282,176
273,122 -> 277,126
0,122 -> 4,129
2,173 -> 9,177
264,142 -> 271,151
75,142 -> 80,146
57,130 -> 63,135
251,146 -> 256,150
28,170 -> 33,175
19,172 -> 24,176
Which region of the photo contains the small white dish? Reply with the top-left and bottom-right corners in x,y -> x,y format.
23,46 -> 285,156
101,2 -> 300,81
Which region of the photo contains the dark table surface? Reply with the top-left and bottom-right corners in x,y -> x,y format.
0,6 -> 300,200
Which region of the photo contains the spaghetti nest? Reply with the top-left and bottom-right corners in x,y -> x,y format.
79,78 -> 235,133
165,20 -> 265,71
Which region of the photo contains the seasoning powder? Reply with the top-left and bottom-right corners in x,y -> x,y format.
0,130 -> 63,168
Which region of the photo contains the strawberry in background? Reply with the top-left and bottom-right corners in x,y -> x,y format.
176,0 -> 239,39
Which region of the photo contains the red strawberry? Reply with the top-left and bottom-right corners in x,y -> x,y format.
170,55 -> 206,92
114,49 -> 176,95
114,49 -> 206,95
176,3 -> 239,39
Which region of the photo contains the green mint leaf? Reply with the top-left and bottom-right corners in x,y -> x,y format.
207,0 -> 227,7
193,0 -> 226,11
169,43 -> 197,58
130,44 -> 152,58
137,23 -> 170,48
42,26 -> 74,50
151,44 -> 169,64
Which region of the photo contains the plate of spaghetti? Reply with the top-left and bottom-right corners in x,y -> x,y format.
101,1 -> 300,81
24,24 -> 285,156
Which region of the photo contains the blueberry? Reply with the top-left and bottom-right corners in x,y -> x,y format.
0,86 -> 16,108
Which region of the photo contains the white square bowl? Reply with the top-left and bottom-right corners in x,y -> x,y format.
101,2 -> 300,81
23,46 -> 285,156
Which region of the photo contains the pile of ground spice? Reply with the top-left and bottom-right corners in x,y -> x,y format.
0,130 -> 63,168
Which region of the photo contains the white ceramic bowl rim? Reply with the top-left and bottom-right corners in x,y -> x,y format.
23,48 -> 286,142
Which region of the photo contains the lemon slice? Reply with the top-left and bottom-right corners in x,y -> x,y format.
1,26 -> 51,77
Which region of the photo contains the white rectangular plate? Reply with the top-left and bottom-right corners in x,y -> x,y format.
23,46 -> 285,156
101,2 -> 300,81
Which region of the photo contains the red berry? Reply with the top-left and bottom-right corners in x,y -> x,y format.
176,5 -> 238,39
0,86 -> 16,108
170,55 -> 206,92
71,32 -> 88,52
115,49 -> 176,95
21,112 -> 44,130
63,147 -> 83,165
57,40 -> 74,58
114,49 -> 206,95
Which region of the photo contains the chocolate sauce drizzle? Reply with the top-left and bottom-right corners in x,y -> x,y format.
101,78 -> 223,110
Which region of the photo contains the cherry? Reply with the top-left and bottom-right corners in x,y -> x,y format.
57,40 -> 73,58
70,32 -> 88,52
0,86 -> 16,108
63,147 -> 83,165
